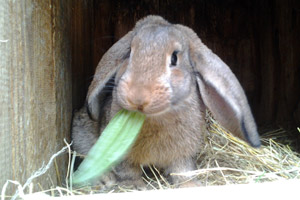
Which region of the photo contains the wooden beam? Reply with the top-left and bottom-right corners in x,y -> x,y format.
0,0 -> 72,195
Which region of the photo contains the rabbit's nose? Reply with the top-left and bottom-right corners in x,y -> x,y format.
137,104 -> 144,112
127,96 -> 150,112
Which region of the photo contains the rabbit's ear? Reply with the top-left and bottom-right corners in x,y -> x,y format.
177,25 -> 261,147
86,31 -> 133,121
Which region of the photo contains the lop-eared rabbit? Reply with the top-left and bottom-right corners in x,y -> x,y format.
72,15 -> 260,188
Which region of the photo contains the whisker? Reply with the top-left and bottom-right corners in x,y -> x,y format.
105,81 -> 116,85
102,86 -> 114,90
99,90 -> 114,94
106,81 -> 116,85
105,82 -> 116,85
102,86 -> 115,88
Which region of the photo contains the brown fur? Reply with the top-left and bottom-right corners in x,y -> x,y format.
72,15 -> 260,189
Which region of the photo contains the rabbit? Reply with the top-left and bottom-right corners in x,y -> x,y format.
72,15 -> 261,189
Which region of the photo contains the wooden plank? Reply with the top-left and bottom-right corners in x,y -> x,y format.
0,0 -> 72,195
23,179 -> 300,200
0,0 -> 13,195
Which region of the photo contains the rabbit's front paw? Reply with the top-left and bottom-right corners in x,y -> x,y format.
92,171 -> 118,191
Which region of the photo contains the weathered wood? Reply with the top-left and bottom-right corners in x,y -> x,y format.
0,0 -> 72,195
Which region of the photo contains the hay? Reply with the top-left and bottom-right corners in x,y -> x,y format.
2,112 -> 300,198
191,111 -> 300,185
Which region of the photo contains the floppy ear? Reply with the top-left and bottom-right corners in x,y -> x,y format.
87,15 -> 169,121
86,30 -> 133,121
176,25 -> 261,147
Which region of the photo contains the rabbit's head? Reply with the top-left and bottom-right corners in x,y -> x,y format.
115,23 -> 194,115
86,16 -> 261,147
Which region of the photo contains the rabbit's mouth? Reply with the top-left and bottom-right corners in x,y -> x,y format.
120,100 -> 171,116
141,105 -> 171,117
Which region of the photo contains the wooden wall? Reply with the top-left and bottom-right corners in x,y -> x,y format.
72,0 -> 300,128
0,0 -> 72,195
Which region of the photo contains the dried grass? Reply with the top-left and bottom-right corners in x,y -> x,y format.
2,112 -> 300,198
192,112 -> 300,185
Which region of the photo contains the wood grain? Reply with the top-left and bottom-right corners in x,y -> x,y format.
0,0 -> 72,195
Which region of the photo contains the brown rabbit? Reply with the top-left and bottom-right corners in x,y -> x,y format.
72,15 -> 261,188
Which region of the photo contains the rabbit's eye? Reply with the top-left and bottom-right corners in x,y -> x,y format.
171,51 -> 178,66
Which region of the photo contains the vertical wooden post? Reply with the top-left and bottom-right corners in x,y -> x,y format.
0,0 -> 72,195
